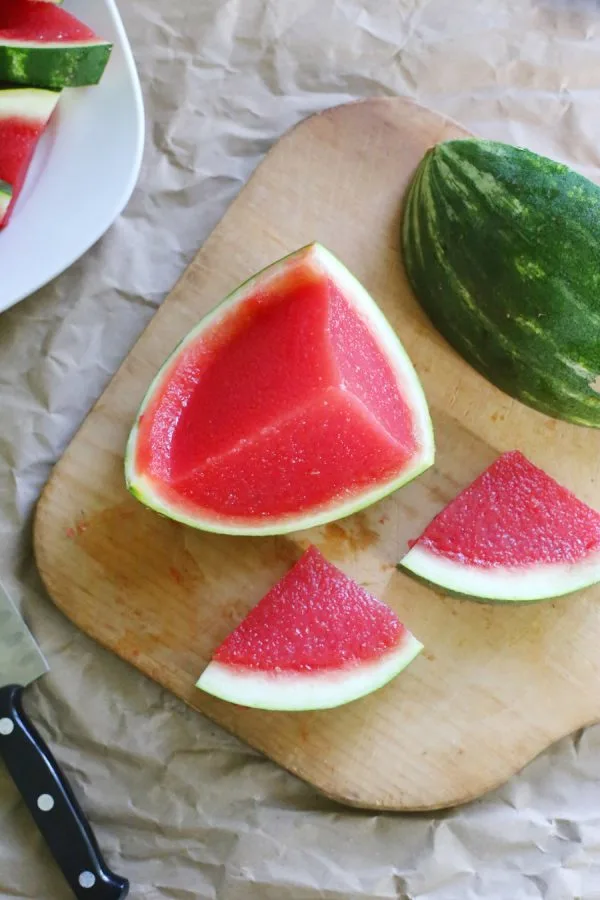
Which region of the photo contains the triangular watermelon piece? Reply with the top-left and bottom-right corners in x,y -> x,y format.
0,87 -> 60,228
197,545 -> 423,710
126,243 -> 434,536
0,1 -> 112,89
400,450 -> 600,602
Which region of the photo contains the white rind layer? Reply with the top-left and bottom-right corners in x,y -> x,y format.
0,186 -> 11,218
400,543 -> 600,602
196,634 -> 424,711
0,88 -> 60,123
0,39 -> 110,49
126,242 -> 435,535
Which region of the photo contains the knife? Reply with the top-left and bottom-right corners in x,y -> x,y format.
0,580 -> 129,899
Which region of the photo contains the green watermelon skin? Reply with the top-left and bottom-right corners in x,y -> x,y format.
0,2 -> 111,89
0,179 -> 12,220
0,43 -> 112,89
402,138 -> 600,427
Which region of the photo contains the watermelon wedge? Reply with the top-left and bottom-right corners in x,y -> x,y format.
0,87 -> 60,228
0,1 -> 112,89
399,450 -> 600,603
197,545 -> 423,710
125,243 -> 434,536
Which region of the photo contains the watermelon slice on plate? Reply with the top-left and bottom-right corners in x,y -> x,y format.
399,450 -> 600,603
0,87 -> 60,228
125,243 -> 435,535
0,0 -> 112,89
197,545 -> 423,711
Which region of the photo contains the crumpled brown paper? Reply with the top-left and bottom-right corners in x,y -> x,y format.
2,0 -> 600,897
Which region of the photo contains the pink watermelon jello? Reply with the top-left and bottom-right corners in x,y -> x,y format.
400,450 -> 600,602
197,545 -> 423,710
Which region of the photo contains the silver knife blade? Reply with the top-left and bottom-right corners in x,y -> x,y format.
0,580 -> 48,689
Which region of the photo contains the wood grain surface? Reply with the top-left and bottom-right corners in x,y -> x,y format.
33,97 -> 600,811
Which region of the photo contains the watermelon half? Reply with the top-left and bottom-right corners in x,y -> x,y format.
125,243 -> 434,536
0,87 -> 60,228
197,545 -> 423,710
0,1 -> 112,89
399,450 -> 600,603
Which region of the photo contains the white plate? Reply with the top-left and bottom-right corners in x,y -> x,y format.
0,0 -> 145,313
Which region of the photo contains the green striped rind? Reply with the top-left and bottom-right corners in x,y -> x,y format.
0,42 -> 112,89
402,138 -> 600,427
0,179 -> 12,221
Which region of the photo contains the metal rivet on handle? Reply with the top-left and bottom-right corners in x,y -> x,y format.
79,872 -> 96,889
37,793 -> 55,812
0,718 -> 14,735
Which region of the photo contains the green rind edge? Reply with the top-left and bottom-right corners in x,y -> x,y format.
127,455 -> 434,537
0,179 -> 12,220
401,138 -> 600,428
0,43 -> 113,89
397,555 -> 600,604
196,634 -> 424,711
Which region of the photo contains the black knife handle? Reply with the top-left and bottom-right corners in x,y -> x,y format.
0,685 -> 129,900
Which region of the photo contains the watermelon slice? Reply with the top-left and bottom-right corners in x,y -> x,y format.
0,1 -> 112,89
0,87 -> 60,228
399,450 -> 600,603
197,545 -> 423,710
125,243 -> 435,536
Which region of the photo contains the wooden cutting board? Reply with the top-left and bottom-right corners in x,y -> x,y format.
34,97 -> 600,811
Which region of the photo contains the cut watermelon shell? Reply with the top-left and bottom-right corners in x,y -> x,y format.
0,180 -> 12,222
0,87 -> 60,228
0,1 -> 112,89
125,243 -> 435,536
197,545 -> 423,711
399,450 -> 600,603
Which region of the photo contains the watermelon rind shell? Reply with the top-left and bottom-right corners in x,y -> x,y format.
0,41 -> 112,89
0,180 -> 12,220
0,86 -> 60,122
402,138 -> 600,428
196,631 -> 424,711
125,242 -> 435,536
399,543 -> 600,603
